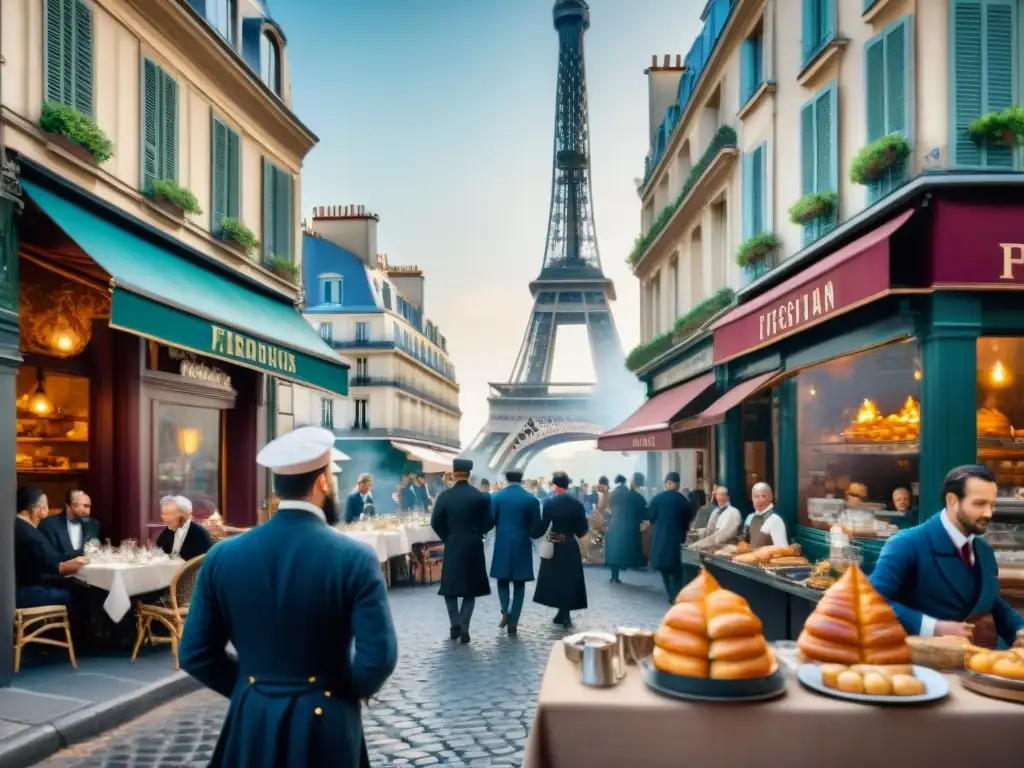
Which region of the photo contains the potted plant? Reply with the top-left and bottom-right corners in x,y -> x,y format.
968,106 -> 1024,148
265,255 -> 300,284
148,179 -> 202,218
39,101 -> 114,165
735,232 -> 779,267
789,191 -> 837,226
218,217 -> 259,255
850,134 -> 911,185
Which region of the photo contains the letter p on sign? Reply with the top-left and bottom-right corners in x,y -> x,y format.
1000,243 -> 1024,280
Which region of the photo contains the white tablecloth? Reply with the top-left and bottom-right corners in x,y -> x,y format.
339,530 -> 413,563
405,525 -> 441,546
74,560 -> 183,622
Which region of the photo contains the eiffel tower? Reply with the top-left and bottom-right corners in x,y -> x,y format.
466,0 -> 635,476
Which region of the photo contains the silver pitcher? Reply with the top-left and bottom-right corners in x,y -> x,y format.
580,640 -> 620,688
616,627 -> 656,665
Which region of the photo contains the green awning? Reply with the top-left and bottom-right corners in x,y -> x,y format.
23,180 -> 347,396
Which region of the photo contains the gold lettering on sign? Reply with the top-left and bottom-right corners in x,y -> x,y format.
758,280 -> 836,342
210,325 -> 298,374
1000,244 -> 1024,280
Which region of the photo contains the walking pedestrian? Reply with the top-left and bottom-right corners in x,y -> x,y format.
430,458 -> 494,644
179,427 -> 397,768
533,472 -> 589,628
648,471 -> 696,604
489,470 -> 543,636
604,473 -> 648,584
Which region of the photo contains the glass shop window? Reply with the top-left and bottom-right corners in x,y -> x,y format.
155,403 -> 222,520
796,340 -> 921,537
977,337 -> 1024,497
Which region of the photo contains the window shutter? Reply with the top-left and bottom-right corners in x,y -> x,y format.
800,101 -> 816,196
751,145 -> 764,236
159,71 -> 178,182
742,150 -> 754,239
864,35 -> 886,143
801,0 -> 817,61
45,0 -> 68,104
740,39 -> 754,105
822,0 -> 836,43
72,0 -> 93,116
950,1 -> 985,166
814,84 -> 836,195
884,19 -> 909,136
227,128 -> 241,219
275,169 -> 293,261
758,144 -> 770,231
211,119 -> 228,234
983,0 -> 1016,168
142,59 -> 160,193
262,158 -> 275,260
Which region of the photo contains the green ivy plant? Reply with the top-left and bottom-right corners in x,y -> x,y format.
219,217 -> 259,253
627,125 -> 739,268
149,179 -> 202,215
789,191 -> 837,226
265,255 -> 300,283
735,232 -> 779,267
625,287 -> 735,372
850,134 -> 911,185
39,101 -> 114,163
968,106 -> 1024,148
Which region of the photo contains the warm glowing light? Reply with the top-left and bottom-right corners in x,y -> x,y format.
914,369 -> 922,381
48,313 -> 84,358
177,428 -> 202,457
54,333 -> 75,352
28,390 -> 54,415
809,386 -> 817,397
991,360 -> 1008,386
856,399 -> 880,423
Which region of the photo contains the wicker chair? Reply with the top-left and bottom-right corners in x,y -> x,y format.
13,605 -> 77,673
130,553 -> 206,670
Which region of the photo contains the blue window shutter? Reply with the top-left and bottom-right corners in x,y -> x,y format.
800,101 -> 815,196
864,34 -> 886,143
950,1 -> 984,167
816,83 -> 838,195
159,70 -> 178,182
801,0 -> 815,62
262,158 -> 275,259
45,0 -> 69,105
226,128 -> 241,219
823,0 -> 837,42
884,18 -> 910,136
751,145 -> 765,236
72,1 -> 94,116
274,169 -> 293,262
983,0 -> 1016,168
742,150 -> 753,239
740,39 -> 753,105
141,59 -> 160,193
759,143 -> 771,232
211,118 -> 227,234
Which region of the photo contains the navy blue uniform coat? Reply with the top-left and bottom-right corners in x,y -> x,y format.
604,485 -> 648,569
344,491 -> 375,523
431,481 -> 495,598
179,505 -> 398,768
533,493 -> 589,611
489,484 -> 543,582
870,511 -> 1024,646
647,490 -> 694,571
39,511 -> 101,558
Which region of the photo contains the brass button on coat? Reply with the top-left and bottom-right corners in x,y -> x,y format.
324,691 -> 331,698
248,677 -> 255,684
308,676 -> 316,683
314,707 -> 323,716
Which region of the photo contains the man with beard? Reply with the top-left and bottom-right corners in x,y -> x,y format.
871,464 -> 1024,649
179,427 -> 397,767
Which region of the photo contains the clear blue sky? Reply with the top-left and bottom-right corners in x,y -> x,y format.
274,0 -> 703,444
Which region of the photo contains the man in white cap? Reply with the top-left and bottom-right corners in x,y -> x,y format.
179,427 -> 397,768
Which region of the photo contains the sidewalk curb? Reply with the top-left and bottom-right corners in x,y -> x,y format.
0,671 -> 201,768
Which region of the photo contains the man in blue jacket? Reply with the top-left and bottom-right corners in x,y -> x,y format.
489,470 -> 543,635
345,473 -> 376,523
870,464 -> 1024,648
179,427 -> 397,767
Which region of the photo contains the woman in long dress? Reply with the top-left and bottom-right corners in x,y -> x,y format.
533,472 -> 589,628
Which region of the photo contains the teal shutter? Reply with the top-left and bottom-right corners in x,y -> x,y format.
274,169 -> 294,261
884,19 -> 909,136
742,150 -> 754,238
801,0 -> 816,63
45,0 -> 69,104
800,101 -> 816,197
801,84 -> 838,245
160,70 -> 178,182
983,0 -> 1015,168
864,35 -> 886,143
740,39 -> 754,105
751,144 -> 765,236
141,59 -> 160,193
72,1 -> 93,116
45,0 -> 93,112
211,119 -> 228,234
227,129 -> 241,219
262,158 -> 275,259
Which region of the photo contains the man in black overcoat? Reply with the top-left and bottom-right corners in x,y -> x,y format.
648,471 -> 695,603
430,458 -> 494,644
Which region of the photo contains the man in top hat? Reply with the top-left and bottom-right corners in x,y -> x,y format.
430,458 -> 494,644
179,427 -> 397,768
647,471 -> 696,603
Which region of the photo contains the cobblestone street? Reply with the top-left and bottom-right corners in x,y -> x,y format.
34,566 -> 670,767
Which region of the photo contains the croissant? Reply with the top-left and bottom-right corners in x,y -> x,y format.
653,568 -> 775,680
797,565 -> 911,666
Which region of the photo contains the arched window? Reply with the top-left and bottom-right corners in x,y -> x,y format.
260,30 -> 280,95
318,274 -> 342,305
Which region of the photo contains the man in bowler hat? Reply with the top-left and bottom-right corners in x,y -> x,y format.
430,458 -> 494,643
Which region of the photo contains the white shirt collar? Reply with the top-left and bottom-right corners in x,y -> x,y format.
753,503 -> 775,516
941,509 -> 974,549
277,500 -> 327,524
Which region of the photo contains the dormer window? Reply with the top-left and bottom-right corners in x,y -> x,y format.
318,274 -> 342,305
260,30 -> 281,95
209,0 -> 236,46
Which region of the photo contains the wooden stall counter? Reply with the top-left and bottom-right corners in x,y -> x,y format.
524,644 -> 1021,768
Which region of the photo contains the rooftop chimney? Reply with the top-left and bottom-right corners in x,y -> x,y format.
645,54 -> 686,144
310,205 -> 379,266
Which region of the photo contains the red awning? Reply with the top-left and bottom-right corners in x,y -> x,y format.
712,209 -> 915,363
597,372 -> 716,452
674,370 -> 780,432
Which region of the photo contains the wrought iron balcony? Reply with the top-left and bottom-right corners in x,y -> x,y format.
350,376 -> 461,415
331,338 -> 396,350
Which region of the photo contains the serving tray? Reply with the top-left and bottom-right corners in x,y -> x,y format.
639,656 -> 787,703
797,663 -> 949,705
960,669 -> 1024,704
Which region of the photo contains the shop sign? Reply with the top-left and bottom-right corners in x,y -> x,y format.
211,326 -> 298,375
652,345 -> 714,391
597,428 -> 672,453
758,281 -> 835,343
931,200 -> 1024,287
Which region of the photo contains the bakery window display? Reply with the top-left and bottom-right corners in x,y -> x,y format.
795,564 -> 949,702
639,570 -> 788,702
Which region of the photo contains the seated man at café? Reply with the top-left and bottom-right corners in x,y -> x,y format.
692,486 -> 742,550
345,473 -> 375,523
741,482 -> 788,547
14,487 -> 87,609
870,464 -> 1024,649
156,495 -> 213,562
40,488 -> 101,558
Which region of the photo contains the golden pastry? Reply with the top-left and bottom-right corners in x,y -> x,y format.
836,670 -> 864,693
820,663 -> 847,688
862,671 -> 891,695
891,674 -> 926,696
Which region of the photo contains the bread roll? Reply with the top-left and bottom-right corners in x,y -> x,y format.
797,632 -> 861,666
707,612 -> 763,640
674,569 -> 721,604
862,671 -> 892,695
709,635 -> 768,661
820,663 -> 847,688
860,622 -> 907,649
862,645 -> 912,665
704,589 -> 751,617
804,614 -> 859,646
967,651 -> 998,674
711,651 -> 774,680
850,664 -> 912,677
734,553 -> 759,565
654,626 -> 709,657
992,658 -> 1024,681
836,670 -> 864,693
891,674 -> 926,696
653,645 -> 708,678
663,602 -> 706,635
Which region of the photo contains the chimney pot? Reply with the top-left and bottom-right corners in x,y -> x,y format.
651,54 -> 657,67
675,54 -> 681,67
663,54 -> 669,66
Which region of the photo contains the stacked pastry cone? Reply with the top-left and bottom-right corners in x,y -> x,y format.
797,564 -> 911,666
653,569 -> 775,680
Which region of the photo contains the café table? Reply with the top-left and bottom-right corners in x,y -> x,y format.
404,525 -> 440,546
524,643 -> 1022,768
74,559 -> 183,623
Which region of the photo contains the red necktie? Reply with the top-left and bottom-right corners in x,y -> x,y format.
960,541 -> 973,569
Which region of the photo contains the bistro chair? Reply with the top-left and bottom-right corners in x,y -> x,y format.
131,553 -> 206,670
13,605 -> 77,674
